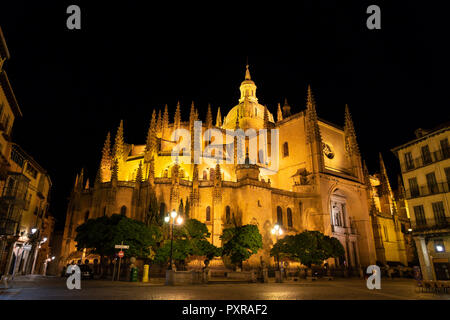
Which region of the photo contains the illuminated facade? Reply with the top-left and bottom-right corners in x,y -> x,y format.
61,65 -> 413,271
366,154 -> 414,267
392,124 -> 450,280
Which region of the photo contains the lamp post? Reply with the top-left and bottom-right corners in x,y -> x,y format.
271,224 -> 283,271
164,209 -> 183,270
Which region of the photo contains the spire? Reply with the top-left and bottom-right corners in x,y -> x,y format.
397,174 -> 405,198
216,107 -> 222,127
264,105 -> 269,128
95,167 -> 102,185
362,160 -> 372,188
245,64 -> 251,80
78,168 -> 84,190
111,159 -> 118,181
344,104 -> 360,156
305,85 -> 321,143
206,104 -> 213,129
101,131 -> 112,182
162,104 -> 169,137
174,101 -> 181,129
112,120 -> 124,161
239,65 -> 258,103
282,98 -> 291,117
148,156 -> 155,185
306,86 -> 315,111
193,163 -> 199,181
215,162 -> 222,181
85,178 -> 90,190
363,160 -> 378,215
146,110 -> 157,153
74,174 -> 79,189
379,152 -> 393,196
277,103 -> 283,122
156,109 -> 162,138
189,101 -> 196,129
135,161 -> 143,182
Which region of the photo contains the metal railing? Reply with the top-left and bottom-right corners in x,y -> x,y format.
400,148 -> 450,173
405,182 -> 450,199
412,217 -> 450,232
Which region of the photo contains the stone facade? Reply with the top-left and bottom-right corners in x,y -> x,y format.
61,65 -> 402,271
392,123 -> 450,280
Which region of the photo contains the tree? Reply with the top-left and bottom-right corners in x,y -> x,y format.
221,224 -> 263,270
75,214 -> 161,275
154,218 -> 220,269
270,230 -> 345,268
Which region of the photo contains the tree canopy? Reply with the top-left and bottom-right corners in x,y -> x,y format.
220,224 -> 262,268
75,214 -> 161,259
154,218 -> 221,267
270,230 -> 345,268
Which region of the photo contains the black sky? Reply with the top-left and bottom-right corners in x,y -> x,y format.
0,1 -> 444,229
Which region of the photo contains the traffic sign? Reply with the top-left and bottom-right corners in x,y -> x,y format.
115,245 -> 129,249
118,250 -> 124,258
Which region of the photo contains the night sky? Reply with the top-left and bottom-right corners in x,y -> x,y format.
0,1 -> 444,230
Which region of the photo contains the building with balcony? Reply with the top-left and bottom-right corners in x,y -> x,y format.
0,26 -> 53,278
4,144 -> 53,276
392,122 -> 450,280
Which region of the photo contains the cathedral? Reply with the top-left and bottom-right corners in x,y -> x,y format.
61,65 -> 413,271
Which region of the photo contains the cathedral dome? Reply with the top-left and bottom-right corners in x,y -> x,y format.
222,65 -> 274,130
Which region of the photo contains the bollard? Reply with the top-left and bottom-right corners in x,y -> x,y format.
142,264 -> 149,283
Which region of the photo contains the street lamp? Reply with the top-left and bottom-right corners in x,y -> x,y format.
165,209 -> 183,270
271,224 -> 283,271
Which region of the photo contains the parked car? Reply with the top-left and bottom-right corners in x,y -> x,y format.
79,265 -> 94,280
65,264 -> 94,280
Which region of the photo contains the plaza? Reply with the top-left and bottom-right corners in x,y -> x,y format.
1,276 -> 449,300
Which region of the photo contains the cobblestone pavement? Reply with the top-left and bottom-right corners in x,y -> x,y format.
1,276 -> 449,300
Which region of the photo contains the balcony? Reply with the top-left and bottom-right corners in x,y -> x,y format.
400,147 -> 450,173
412,217 -> 450,233
331,224 -> 357,235
0,202 -> 23,236
405,182 -> 450,199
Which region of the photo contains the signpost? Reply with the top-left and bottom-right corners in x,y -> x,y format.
113,242 -> 129,281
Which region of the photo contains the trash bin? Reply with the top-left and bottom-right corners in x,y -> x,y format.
130,267 -> 138,282
142,264 -> 149,282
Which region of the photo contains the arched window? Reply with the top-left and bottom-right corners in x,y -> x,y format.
210,168 -> 215,181
299,201 -> 303,216
160,202 -> 166,220
225,206 -> 231,224
287,208 -> 293,227
283,142 -> 289,157
84,211 -> 90,222
103,207 -> 107,216
277,206 -> 283,226
203,170 -> 208,180
164,169 -> 168,178
206,206 -> 211,222
120,206 -> 127,216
